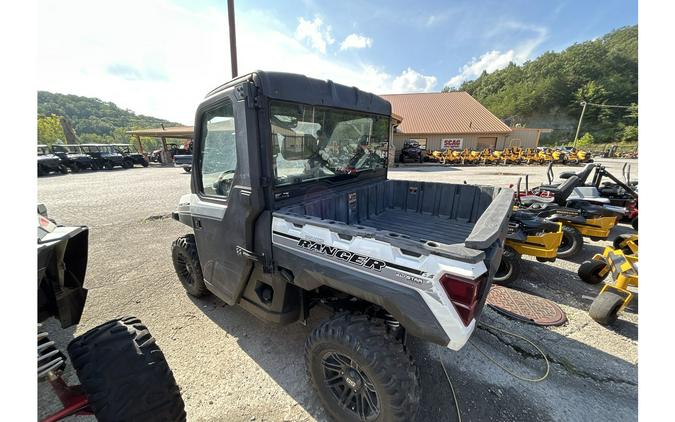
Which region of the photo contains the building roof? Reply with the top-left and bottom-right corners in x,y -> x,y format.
380,92 -> 511,135
126,126 -> 194,138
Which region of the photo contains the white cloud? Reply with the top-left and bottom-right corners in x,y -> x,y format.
340,34 -> 373,50
38,1 -> 438,123
445,23 -> 548,89
295,16 -> 334,54
391,68 -> 437,93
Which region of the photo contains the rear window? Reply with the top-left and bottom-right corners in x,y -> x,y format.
269,101 -> 389,186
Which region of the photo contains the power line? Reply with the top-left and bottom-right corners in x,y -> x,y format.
584,101 -> 635,109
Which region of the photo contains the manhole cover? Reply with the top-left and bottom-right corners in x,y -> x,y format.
486,286 -> 567,326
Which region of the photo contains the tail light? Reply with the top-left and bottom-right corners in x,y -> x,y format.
440,274 -> 485,326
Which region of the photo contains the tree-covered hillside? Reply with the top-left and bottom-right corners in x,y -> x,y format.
445,26 -> 637,144
37,91 -> 182,146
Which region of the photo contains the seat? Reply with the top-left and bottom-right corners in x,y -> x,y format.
567,187 -> 611,204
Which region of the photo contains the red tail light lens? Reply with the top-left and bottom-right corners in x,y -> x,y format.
440,274 -> 484,326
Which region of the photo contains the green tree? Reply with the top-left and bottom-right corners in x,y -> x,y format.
37,114 -> 65,145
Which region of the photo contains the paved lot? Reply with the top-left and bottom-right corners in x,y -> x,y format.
38,159 -> 638,421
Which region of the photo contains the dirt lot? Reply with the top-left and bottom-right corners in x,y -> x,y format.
38,158 -> 638,421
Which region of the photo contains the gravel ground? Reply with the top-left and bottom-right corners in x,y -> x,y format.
38,158 -> 638,421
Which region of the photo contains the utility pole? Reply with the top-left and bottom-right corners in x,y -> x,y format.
227,0 -> 238,78
572,101 -> 587,149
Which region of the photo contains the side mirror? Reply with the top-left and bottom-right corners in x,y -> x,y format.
280,134 -> 317,160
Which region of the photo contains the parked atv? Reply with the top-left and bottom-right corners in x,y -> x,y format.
170,71 -> 514,421
38,145 -> 68,176
80,144 -> 127,169
112,143 -> 149,167
37,205 -> 185,421
51,144 -> 95,173
398,139 -> 427,163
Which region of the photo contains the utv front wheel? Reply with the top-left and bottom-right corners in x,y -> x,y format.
67,317 -> 186,422
172,234 -> 209,297
557,225 -> 583,259
493,247 -> 522,286
305,313 -> 420,422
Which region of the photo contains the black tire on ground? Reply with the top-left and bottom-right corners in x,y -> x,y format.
183,167 -> 192,173
90,161 -> 101,171
38,165 -> 46,177
631,216 -> 638,231
59,164 -> 69,174
577,260 -> 609,284
493,247 -> 522,286
589,291 -> 624,325
142,160 -> 149,167
122,159 -> 133,169
67,316 -> 186,422
70,164 -> 81,173
305,313 -> 420,422
104,161 -> 114,170
171,234 -> 209,297
557,225 -> 584,259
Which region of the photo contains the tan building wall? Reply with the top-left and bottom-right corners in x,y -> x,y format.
501,128 -> 544,149
392,133 -> 509,153
392,128 -> 543,154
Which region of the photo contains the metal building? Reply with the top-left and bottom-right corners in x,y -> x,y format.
380,92 -> 548,153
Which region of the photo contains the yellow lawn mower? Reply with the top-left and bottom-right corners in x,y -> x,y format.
578,234 -> 638,325
494,210 -> 564,286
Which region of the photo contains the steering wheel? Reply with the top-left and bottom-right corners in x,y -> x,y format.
213,170 -> 235,196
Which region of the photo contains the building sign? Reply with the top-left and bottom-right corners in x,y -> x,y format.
442,138 -> 463,149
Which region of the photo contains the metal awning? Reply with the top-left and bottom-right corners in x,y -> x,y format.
126,126 -> 194,139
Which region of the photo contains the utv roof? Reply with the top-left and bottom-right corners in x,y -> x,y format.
205,71 -> 391,117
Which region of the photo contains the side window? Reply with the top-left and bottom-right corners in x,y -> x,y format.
200,100 -> 237,198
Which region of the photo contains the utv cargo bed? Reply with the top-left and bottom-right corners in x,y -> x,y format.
277,179 -> 512,259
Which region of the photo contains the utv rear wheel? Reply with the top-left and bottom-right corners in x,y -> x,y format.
67,317 -> 186,422
183,166 -> 192,173
122,159 -> 133,169
557,225 -> 583,259
305,313 -> 420,422
142,160 -> 149,167
172,234 -> 209,297
589,291 -> 624,325
578,260 -> 609,284
494,247 -> 522,286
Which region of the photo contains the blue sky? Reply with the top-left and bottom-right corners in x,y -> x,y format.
38,0 -> 637,124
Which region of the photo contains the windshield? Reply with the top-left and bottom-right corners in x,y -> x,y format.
270,101 -> 389,186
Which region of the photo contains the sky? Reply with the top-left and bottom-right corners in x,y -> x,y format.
38,0 -> 637,125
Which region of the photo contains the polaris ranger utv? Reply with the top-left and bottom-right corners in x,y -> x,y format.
170,71 -> 513,421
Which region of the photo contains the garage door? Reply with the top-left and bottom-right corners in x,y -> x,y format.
477,137 -> 497,149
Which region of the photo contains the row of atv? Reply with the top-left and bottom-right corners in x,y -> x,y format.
38,143 -> 149,176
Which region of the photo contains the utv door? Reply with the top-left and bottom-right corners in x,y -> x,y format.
190,86 -> 265,305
